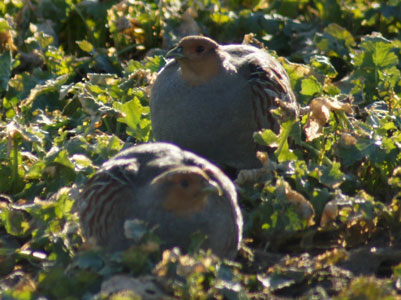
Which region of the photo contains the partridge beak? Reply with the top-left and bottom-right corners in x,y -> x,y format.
166,46 -> 185,59
202,179 -> 223,197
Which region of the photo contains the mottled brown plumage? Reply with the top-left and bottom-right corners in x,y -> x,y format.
78,142 -> 242,258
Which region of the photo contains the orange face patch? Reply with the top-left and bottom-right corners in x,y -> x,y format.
177,36 -> 218,60
161,173 -> 210,216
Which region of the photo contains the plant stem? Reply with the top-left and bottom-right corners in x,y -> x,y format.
300,141 -> 333,166
11,135 -> 19,192
104,118 -> 112,133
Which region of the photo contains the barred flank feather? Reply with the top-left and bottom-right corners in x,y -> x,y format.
80,171 -> 130,242
249,62 -> 297,133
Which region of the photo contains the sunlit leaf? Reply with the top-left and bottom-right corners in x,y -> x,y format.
300,76 -> 322,97
310,55 -> 338,78
76,40 -> 94,53
315,23 -> 355,59
115,97 -> 151,142
320,162 -> 345,188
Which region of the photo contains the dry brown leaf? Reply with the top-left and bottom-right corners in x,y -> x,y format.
315,248 -> 348,267
279,57 -> 312,78
320,200 -> 339,227
310,98 -> 332,125
0,271 -> 37,296
100,275 -> 169,300
339,133 -> 357,147
235,169 -> 266,185
305,97 -> 353,141
242,33 -> 265,48
177,255 -> 209,277
235,152 -> 271,185
304,118 -> 324,142
0,29 -> 16,52
284,185 -> 315,226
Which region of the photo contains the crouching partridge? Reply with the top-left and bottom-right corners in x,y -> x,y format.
150,35 -> 298,169
78,142 -> 243,258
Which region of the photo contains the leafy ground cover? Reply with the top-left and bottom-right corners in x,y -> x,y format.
1,0 -> 401,299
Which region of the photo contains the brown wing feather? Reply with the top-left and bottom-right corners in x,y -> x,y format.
248,58 -> 298,133
79,165 -> 135,244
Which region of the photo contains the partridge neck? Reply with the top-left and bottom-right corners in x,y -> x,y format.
178,54 -> 224,86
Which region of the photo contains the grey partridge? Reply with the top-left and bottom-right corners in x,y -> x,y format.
150,35 -> 298,169
78,142 -> 243,258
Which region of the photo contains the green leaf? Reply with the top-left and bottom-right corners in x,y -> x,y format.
45,46 -> 75,76
70,154 -> 93,170
144,56 -> 165,72
280,59 -> 311,88
53,187 -> 75,218
124,60 -> 143,73
52,149 -> 75,169
254,121 -> 297,162
254,129 -> 279,147
76,40 -> 94,53
115,97 -> 151,142
354,34 -> 399,69
276,138 -> 297,162
300,76 -> 322,97
275,121 -> 298,162
0,207 -> 30,237
0,18 -> 10,31
324,23 -> 355,48
71,251 -> 105,273
310,55 -> 338,78
33,31 -> 54,49
21,75 -> 69,111
352,33 -> 400,101
320,162 -> 345,188
26,161 -> 46,180
313,0 -> 342,23
315,23 -> 355,59
38,267 -> 78,299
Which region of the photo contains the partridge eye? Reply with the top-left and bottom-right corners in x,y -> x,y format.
180,179 -> 190,188
195,45 -> 205,53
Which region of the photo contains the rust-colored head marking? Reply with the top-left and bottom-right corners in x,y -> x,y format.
151,166 -> 222,216
166,36 -> 222,85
